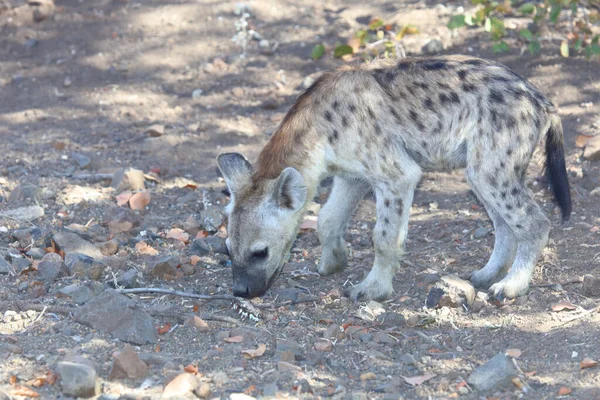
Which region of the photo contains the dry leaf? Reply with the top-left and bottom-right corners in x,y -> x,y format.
166,228 -> 190,244
186,315 -> 209,331
223,336 -> 244,343
195,231 -> 209,239
116,190 -> 133,207
551,301 -> 578,312
299,216 -> 318,231
347,37 -> 361,52
193,304 -> 200,313
216,225 -> 228,238
157,323 -> 171,335
558,386 -> 572,396
44,372 -> 57,385
27,377 -> 46,388
11,386 -> 40,398
135,241 -> 159,256
185,183 -> 198,189
190,255 -> 201,266
130,191 -> 151,210
183,364 -> 199,374
242,343 -> 267,359
576,134 -> 593,148
401,372 -> 436,386
580,357 -> 598,369
506,348 -> 522,358
512,377 -> 525,390
9,375 -> 17,385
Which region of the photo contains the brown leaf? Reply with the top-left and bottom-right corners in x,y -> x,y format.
506,348 -> 522,358
44,372 -> 57,385
11,386 -> 40,398
551,301 -> 578,312
223,336 -> 244,343
166,228 -> 190,244
576,134 -> 593,148
192,304 -> 199,313
580,357 -> 598,369
9,375 -> 17,385
108,220 -> 133,234
241,343 -> 267,359
347,37 -> 361,52
558,386 -> 572,396
401,372 -> 436,386
190,255 -> 201,266
130,191 -> 151,210
157,323 -> 171,335
185,183 -> 198,190
183,364 -> 199,374
135,241 -> 159,256
116,190 -> 133,206
195,231 -> 209,239
186,315 -> 209,331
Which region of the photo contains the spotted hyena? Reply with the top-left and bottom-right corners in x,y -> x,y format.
217,55 -> 571,302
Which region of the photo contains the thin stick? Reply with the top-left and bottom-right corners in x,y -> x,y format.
22,306 -> 47,333
556,306 -> 600,327
116,288 -> 236,301
255,297 -> 320,309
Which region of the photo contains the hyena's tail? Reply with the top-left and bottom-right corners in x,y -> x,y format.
545,113 -> 572,222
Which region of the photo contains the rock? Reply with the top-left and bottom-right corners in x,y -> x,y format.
0,205 -> 44,221
375,312 -> 406,327
161,373 -> 202,399
72,153 -> 91,169
473,227 -> 491,239
582,274 -> 600,297
204,236 -> 228,254
0,342 -> 22,354
276,339 -> 303,361
109,268 -> 138,288
56,361 -> 99,398
74,290 -> 158,345
259,39 -> 270,48
467,353 -> 518,391
37,258 -> 69,282
146,124 -> 165,137
314,339 -> 333,352
583,136 -> 600,160
63,76 -> 72,87
183,216 -> 201,234
422,39 -> 443,54
108,220 -> 133,234
192,89 -> 203,98
262,382 -> 278,397
11,257 -> 31,274
581,169 -> 600,191
62,355 -> 98,372
149,255 -> 180,279
426,275 -> 475,309
190,239 -> 211,256
8,183 -> 39,203
98,239 -> 119,256
65,253 -> 105,280
201,207 -> 223,232
0,257 -> 12,275
59,283 -> 94,305
360,372 -> 377,381
12,226 -> 46,247
31,0 -> 55,22
111,168 -> 146,191
109,344 -> 149,380
53,230 -> 104,260
26,247 -> 46,259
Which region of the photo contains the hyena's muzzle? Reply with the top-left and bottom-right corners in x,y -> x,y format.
231,264 -> 283,298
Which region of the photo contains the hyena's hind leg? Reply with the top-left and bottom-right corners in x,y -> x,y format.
468,180 -> 518,289
467,168 -> 550,299
317,176 -> 371,276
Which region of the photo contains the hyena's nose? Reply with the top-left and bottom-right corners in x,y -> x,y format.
233,282 -> 250,298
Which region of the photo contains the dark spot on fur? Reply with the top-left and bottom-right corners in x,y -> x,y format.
390,107 -> 403,124
349,104 -> 357,113
384,217 -> 389,224
526,204 -> 535,214
396,200 -> 404,216
373,68 -> 397,87
409,110 -> 425,131
375,123 -> 382,135
342,115 -> 349,127
462,82 -> 476,92
368,107 -> 375,119
506,204 -> 513,210
328,129 -> 339,144
324,110 -> 333,122
384,198 -> 390,207
438,82 -> 450,90
332,100 -> 340,110
506,148 -> 513,156
463,59 -> 485,66
406,86 -> 416,96
439,92 -> 450,104
422,98 -> 435,110
450,91 -> 460,103
515,224 -> 524,229
457,69 -> 469,80
511,188 -> 519,196
415,81 -> 429,90
506,115 -> 517,130
417,59 -> 448,71
382,230 -> 387,237
489,89 -> 505,104
487,175 -> 498,188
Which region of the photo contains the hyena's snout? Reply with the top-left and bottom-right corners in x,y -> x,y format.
231,266 -> 269,298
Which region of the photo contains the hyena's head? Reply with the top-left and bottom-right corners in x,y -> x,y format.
216,153 -> 307,298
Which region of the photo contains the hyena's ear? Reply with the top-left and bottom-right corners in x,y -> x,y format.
272,167 -> 307,212
217,153 -> 252,194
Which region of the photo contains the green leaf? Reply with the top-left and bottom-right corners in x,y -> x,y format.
490,17 -> 505,40
560,40 -> 569,57
574,38 -> 583,51
570,2 -> 577,13
368,18 -> 384,30
447,15 -> 467,29
519,29 -> 533,40
549,4 -> 562,23
333,44 -> 353,58
492,41 -> 510,53
518,3 -> 535,13
311,44 -> 325,60
592,35 -> 600,45
528,40 -> 541,55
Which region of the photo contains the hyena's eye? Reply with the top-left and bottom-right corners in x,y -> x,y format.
252,248 -> 269,261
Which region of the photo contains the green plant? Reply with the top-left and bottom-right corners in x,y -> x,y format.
447,0 -> 600,58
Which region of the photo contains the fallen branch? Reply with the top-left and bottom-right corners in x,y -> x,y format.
255,297 -> 320,309
146,309 -> 242,327
116,288 -> 236,301
0,300 -> 73,316
69,173 -> 115,181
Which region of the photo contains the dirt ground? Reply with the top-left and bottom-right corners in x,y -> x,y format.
1,0 -> 600,399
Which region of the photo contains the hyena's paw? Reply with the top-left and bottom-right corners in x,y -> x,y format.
489,278 -> 529,300
470,268 -> 504,290
343,279 -> 394,302
317,245 -> 347,276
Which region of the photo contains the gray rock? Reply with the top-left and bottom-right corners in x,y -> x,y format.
473,227 -> 491,239
468,353 -> 518,391
0,205 -> 44,221
72,153 -> 91,169
65,253 -> 105,280
582,274 -> 600,297
192,88 -> 203,98
8,183 -> 40,203
583,135 -> 600,161
149,255 -> 179,279
53,230 -> 104,260
110,268 -> 138,288
581,169 -> 600,191
426,275 -> 475,309
375,312 -> 406,327
56,361 -> 99,398
262,382 -> 278,397
201,207 -> 223,232
26,248 -> 46,259
74,290 -> 158,345
11,257 -> 31,274
276,339 -> 303,360
12,227 -> 45,247
422,39 -> 443,54
0,391 -> 10,400
37,259 -> 69,282
60,283 -> 95,305
190,239 -> 211,256
204,236 -> 228,254
0,257 -> 12,275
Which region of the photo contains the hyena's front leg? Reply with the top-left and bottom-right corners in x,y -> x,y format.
318,177 -> 371,275
345,180 -> 417,301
